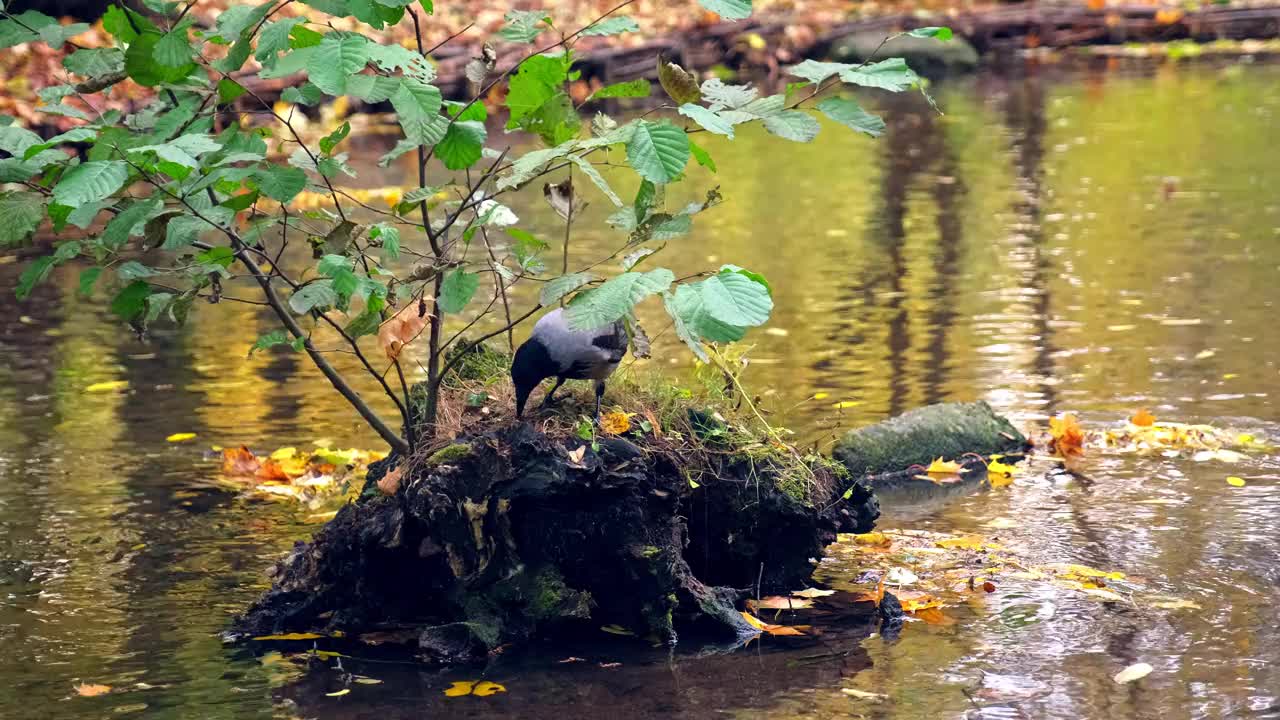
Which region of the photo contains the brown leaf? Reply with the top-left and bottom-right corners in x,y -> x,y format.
542,178 -> 580,221
379,302 -> 430,361
221,446 -> 261,476
657,58 -> 701,105
747,596 -> 814,610
378,464 -> 404,496
74,683 -> 112,697
566,445 -> 587,466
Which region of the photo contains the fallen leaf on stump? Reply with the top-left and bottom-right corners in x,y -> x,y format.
378,464 -> 404,495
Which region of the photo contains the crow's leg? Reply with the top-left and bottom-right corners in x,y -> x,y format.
540,377 -> 567,408
593,380 -> 606,422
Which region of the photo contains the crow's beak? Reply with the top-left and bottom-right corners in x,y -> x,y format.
514,383 -> 531,419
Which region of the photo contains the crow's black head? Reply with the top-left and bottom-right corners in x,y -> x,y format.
511,337 -> 555,418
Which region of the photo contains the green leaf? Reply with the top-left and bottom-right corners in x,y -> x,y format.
117,260 -> 156,281
153,29 -> 193,67
499,10 -> 549,43
63,48 -> 125,78
688,138 -> 716,173
320,121 -> 350,155
907,26 -> 953,41
700,78 -> 757,109
568,155 -> 622,207
0,11 -> 51,49
588,79 -> 651,101
281,82 -> 323,106
290,23 -> 325,48
344,309 -> 381,338
254,165 -> 308,203
218,78 -> 248,103
370,223 -> 400,260
101,196 -> 162,249
162,214 -> 215,249
786,59 -> 854,85
347,74 -> 400,103
625,121 -> 689,184
52,161 -> 130,206
79,267 -> 103,297
307,32 -> 370,95
110,280 -> 152,320
0,125 -> 42,155
816,96 -> 885,137
391,78 -> 446,146
289,280 -> 338,314
125,31 -> 195,86
520,90 -> 581,147
505,54 -> 570,128
580,16 -> 639,36
257,17 -> 306,63
840,58 -> 919,92
0,192 -> 44,247
436,120 -> 486,170
66,201 -> 106,229
495,143 -> 576,191
694,269 -> 772,326
249,329 -> 291,355
697,0 -> 751,21
658,60 -> 701,105
677,104 -> 735,138
540,272 -> 596,306
196,246 -> 236,268
621,247 -> 659,272
565,269 -> 674,331
762,110 -> 820,142
38,22 -> 89,48
16,257 -> 54,299
101,6 -> 138,43
438,269 -> 479,314
665,283 -> 746,356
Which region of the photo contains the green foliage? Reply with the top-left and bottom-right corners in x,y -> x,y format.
565,269 -> 675,331
626,121 -> 689,184
0,0 -> 928,449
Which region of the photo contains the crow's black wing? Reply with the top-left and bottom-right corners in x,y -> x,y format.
591,321 -> 628,363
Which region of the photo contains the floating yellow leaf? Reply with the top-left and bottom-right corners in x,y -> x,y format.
986,459 -> 1018,486
600,624 -> 635,636
831,400 -> 861,409
325,689 -> 350,697
1044,563 -> 1125,582
897,591 -> 943,613
444,680 -> 506,697
1151,598 -> 1201,610
739,611 -> 807,636
1113,662 -> 1153,684
925,457 -> 963,474
473,681 -> 506,697
934,536 -> 993,551
812,392 -> 830,400
270,447 -> 298,460
74,683 -> 112,697
252,632 -> 325,641
354,677 -> 383,684
444,681 -> 476,697
165,433 -> 197,443
599,411 -> 631,436
852,531 -> 891,547
1130,409 -> 1155,427
1227,476 -> 1246,487
85,380 -> 129,393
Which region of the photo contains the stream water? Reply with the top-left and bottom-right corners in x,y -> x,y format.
2,60 -> 1280,719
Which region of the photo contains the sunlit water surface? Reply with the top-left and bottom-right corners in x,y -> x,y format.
2,61 -> 1280,719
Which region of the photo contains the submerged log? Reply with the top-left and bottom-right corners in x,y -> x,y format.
833,401 -> 1028,479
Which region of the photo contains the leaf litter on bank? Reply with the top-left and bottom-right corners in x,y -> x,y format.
216,445 -> 385,507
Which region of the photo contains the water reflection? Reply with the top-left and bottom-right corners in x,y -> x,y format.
1,61 -> 1279,719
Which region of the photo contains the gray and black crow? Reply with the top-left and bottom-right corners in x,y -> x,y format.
511,308 -> 627,420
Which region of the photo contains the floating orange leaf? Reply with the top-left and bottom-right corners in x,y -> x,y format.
1130,409 -> 1156,427
222,446 -> 261,476
747,596 -> 814,611
74,683 -> 111,697
1049,413 -> 1086,456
